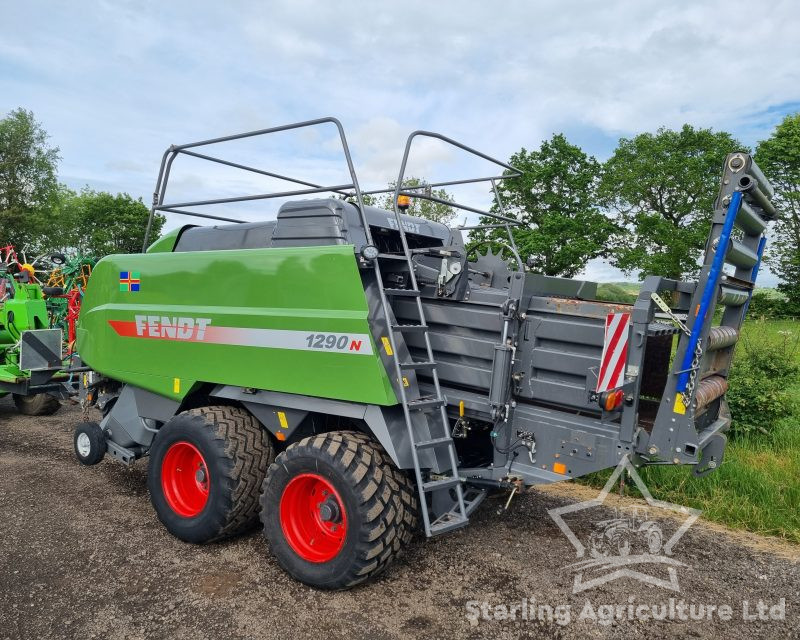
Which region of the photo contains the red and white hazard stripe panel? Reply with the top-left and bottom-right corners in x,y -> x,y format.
596,312 -> 630,393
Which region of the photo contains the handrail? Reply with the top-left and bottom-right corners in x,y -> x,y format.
141,117 -> 371,251
141,119 -> 522,251
391,130 -> 522,226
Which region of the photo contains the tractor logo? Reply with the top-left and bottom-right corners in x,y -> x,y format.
589,506 -> 663,558
548,456 -> 701,593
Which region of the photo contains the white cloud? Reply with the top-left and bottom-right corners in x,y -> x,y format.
0,0 -> 796,286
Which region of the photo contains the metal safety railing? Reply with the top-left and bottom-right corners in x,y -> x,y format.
141,117 -> 373,250
142,118 -> 524,251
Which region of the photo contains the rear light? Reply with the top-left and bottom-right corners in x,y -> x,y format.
599,389 -> 625,411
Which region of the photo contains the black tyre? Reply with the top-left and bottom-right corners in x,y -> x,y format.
260,430 -> 418,589
13,393 -> 61,416
74,421 -> 106,465
344,430 -> 418,546
148,406 -> 275,543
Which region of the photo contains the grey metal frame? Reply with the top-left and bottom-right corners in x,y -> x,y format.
141,118 -> 522,250
142,117 -> 373,250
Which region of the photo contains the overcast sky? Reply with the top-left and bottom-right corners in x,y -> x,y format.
2,0 -> 798,284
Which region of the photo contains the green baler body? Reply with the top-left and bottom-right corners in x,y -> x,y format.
77,244 -> 397,405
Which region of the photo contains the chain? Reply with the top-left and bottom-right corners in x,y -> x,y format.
683,341 -> 704,405
650,293 -> 703,406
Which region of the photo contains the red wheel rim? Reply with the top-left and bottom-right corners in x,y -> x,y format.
279,473 -> 347,563
161,441 -> 210,518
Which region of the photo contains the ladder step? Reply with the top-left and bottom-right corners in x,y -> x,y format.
384,288 -> 420,297
399,360 -> 437,370
407,396 -> 445,410
391,323 -> 428,333
429,513 -> 469,535
422,476 -> 461,492
415,437 -> 454,450
377,253 -> 410,261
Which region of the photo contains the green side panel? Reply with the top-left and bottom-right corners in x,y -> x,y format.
77,245 -> 397,406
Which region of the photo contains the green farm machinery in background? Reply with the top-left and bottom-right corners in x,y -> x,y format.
44,255 -> 97,347
0,246 -> 94,415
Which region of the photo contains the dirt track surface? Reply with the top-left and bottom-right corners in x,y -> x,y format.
1,399 -> 799,640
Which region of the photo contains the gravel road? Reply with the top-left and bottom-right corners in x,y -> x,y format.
1,399 -> 798,639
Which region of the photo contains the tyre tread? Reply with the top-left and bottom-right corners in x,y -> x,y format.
262,429 -> 418,588
186,406 -> 274,541
13,393 -> 61,416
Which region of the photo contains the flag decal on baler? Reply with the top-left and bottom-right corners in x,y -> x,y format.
596,312 -> 630,393
119,271 -> 140,292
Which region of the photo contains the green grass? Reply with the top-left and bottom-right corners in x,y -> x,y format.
581,317 -> 800,544
619,420 -> 800,543
740,317 -> 800,339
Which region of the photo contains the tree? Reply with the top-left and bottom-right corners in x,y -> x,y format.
599,125 -> 744,280
0,108 -> 61,250
363,177 -> 457,225
478,134 -> 616,277
47,188 -> 164,257
755,113 -> 800,304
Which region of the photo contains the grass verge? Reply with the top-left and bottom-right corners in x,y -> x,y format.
580,318 -> 800,544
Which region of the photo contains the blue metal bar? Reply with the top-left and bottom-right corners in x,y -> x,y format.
741,235 -> 767,318
676,191 -> 743,392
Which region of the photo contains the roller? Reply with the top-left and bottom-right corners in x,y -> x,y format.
738,175 -> 776,219
706,326 -> 739,351
718,286 -> 749,307
726,238 -> 759,269
694,375 -> 729,411
746,160 -> 775,199
734,201 -> 767,236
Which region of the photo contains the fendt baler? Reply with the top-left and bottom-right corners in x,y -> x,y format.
73,118 -> 777,589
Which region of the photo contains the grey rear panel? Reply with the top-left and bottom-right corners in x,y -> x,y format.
393,285 -> 628,416
519,296 -> 631,413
